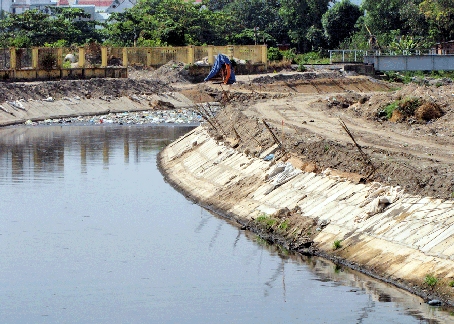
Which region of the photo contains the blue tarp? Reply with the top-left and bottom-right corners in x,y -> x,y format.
204,54 -> 236,84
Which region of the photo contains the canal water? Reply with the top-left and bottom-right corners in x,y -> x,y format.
0,124 -> 452,323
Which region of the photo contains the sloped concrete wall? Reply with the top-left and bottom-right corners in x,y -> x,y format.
160,126 -> 454,303
0,93 -> 194,127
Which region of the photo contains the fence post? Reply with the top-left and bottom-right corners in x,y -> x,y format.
57,48 -> 63,68
187,45 -> 194,64
146,49 -> 152,67
32,47 -> 39,69
207,46 -> 214,65
10,47 -> 16,70
78,47 -> 85,68
122,48 -> 128,67
227,45 -> 234,59
261,45 -> 268,69
101,46 -> 107,67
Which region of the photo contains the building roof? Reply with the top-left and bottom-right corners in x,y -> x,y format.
77,0 -> 112,6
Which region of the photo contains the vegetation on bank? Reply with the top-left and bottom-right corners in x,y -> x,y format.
0,0 -> 452,58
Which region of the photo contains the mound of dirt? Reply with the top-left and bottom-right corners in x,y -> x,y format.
251,71 -> 342,84
415,102 -> 444,121
149,61 -> 191,84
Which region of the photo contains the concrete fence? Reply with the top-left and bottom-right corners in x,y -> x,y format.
0,45 -> 267,81
364,54 -> 454,71
1,45 -> 267,69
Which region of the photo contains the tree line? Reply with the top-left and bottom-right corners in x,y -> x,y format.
0,0 -> 453,52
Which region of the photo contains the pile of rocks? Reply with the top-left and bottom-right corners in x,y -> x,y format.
24,109 -> 203,126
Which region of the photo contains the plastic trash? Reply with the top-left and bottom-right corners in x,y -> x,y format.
263,154 -> 274,161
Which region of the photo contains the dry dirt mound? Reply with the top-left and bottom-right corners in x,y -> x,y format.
149,61 -> 191,84
320,83 -> 453,124
415,102 -> 444,120
234,76 -> 392,94
250,72 -> 342,84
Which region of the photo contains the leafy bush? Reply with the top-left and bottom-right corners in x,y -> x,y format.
44,40 -> 68,48
267,47 -> 282,61
333,239 -> 342,250
297,63 -> 306,72
378,97 -> 420,120
382,101 -> 400,119
295,51 -> 330,65
424,274 -> 438,287
281,48 -> 296,63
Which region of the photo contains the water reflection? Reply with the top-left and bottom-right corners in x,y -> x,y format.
0,125 -> 194,182
247,230 -> 451,323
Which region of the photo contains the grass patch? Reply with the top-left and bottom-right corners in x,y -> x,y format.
255,212 -> 277,229
424,274 -> 438,287
256,212 -> 269,222
333,239 -> 342,250
278,219 -> 289,231
449,280 -> 454,287
384,70 -> 454,84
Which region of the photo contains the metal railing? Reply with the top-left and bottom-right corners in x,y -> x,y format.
329,49 -> 440,64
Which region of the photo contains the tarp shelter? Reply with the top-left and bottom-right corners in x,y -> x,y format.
204,54 -> 236,84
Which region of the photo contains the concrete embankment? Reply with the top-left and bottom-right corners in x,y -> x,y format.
159,126 -> 454,305
0,93 -> 196,127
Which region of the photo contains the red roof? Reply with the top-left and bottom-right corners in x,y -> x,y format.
57,0 -> 69,5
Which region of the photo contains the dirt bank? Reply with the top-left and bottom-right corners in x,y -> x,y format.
196,75 -> 454,199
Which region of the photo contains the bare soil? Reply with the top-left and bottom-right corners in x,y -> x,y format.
188,72 -> 454,200
2,63 -> 454,199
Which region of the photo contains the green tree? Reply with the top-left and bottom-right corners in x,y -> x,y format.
205,0 -> 234,11
322,0 -> 361,48
105,0 -> 229,46
224,0 -> 283,46
279,0 -> 329,51
0,8 -> 102,48
419,0 -> 454,41
362,0 -> 404,35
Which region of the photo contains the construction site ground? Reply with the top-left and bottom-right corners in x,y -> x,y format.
184,71 -> 454,200
1,63 -> 454,199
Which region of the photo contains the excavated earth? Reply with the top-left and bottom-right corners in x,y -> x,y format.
177,70 -> 454,200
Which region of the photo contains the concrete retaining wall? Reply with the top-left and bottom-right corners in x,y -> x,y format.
160,126 -> 454,303
0,93 -> 194,127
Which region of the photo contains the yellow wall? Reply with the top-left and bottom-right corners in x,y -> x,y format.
1,45 -> 267,81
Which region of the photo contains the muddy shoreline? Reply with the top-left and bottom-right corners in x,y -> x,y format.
156,139 -> 453,308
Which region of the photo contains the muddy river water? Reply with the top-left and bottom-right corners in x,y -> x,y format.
0,124 -> 452,323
